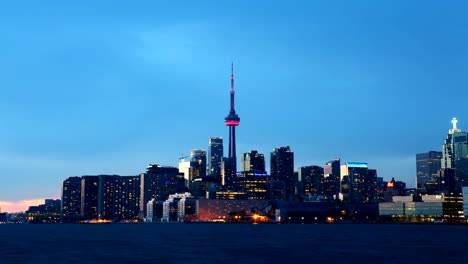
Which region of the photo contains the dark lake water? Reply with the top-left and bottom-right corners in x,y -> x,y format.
1,224 -> 467,264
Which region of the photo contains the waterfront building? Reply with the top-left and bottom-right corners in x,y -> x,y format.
162,193 -> 198,222
146,198 -> 164,222
198,199 -> 268,222
97,175 -> 118,220
379,193 -> 463,222
81,176 -> 99,220
114,176 -> 140,220
27,199 -> 61,223
61,176 -> 82,221
463,187 -> 468,219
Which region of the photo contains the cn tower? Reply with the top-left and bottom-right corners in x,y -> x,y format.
224,63 -> 240,172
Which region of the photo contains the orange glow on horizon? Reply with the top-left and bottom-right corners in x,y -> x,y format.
0,199 -> 49,213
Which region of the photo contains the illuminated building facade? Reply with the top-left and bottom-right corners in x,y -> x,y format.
61,176 -> 82,221
114,176 -> 140,219
97,175 -> 117,220
235,171 -> 268,200
379,194 -> 464,222
198,200 -> 268,222
298,166 -> 324,196
215,191 -> 248,200
27,199 -> 61,223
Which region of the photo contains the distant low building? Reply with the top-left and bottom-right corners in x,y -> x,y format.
27,199 -> 61,223
379,194 -> 464,222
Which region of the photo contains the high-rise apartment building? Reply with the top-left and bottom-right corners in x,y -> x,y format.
97,175 -> 117,220
115,176 -> 140,219
61,176 -> 82,221
65,175 -> 140,221
80,176 -> 99,220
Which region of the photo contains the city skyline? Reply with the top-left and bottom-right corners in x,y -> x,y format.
1,1 -> 468,212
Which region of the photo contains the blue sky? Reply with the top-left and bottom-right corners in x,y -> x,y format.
0,0 -> 467,205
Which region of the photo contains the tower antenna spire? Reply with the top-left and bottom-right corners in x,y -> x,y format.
224,63 -> 240,190
452,117 -> 458,130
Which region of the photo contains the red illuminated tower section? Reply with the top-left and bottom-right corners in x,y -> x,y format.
225,63 -> 240,162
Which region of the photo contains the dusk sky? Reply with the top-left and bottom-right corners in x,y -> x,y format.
1,1 -> 467,212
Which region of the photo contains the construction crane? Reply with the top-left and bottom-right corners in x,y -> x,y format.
179,155 -> 189,162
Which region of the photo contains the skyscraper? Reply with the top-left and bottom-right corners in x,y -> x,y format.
340,162 -> 377,203
416,151 -> 442,193
223,63 -> 240,189
270,146 -> 294,200
236,150 -> 268,200
190,149 -> 207,179
442,118 -> 468,190
208,136 -> 223,179
241,150 -> 266,172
